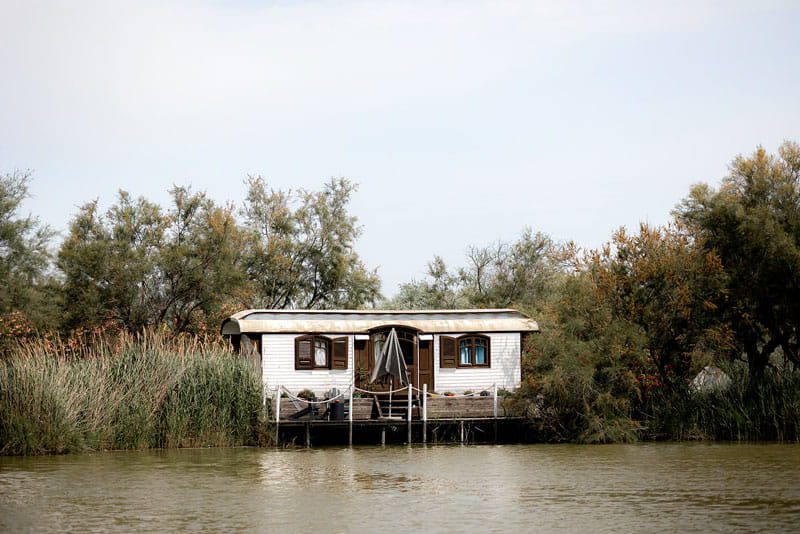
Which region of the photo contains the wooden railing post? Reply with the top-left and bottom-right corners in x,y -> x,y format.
275,385 -> 281,446
492,383 -> 498,444
348,383 -> 354,447
422,383 -> 428,444
492,383 -> 498,418
407,384 -> 412,444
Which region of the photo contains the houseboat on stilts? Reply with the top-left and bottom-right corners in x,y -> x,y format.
221,309 -> 539,446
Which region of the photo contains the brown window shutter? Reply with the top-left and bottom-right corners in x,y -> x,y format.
332,337 -> 349,370
440,336 -> 457,368
295,337 -> 313,370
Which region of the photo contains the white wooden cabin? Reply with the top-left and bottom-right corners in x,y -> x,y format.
221,309 -> 539,397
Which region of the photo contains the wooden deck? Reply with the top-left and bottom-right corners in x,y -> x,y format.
276,395 -> 512,421
275,417 -> 529,446
273,395 -> 526,446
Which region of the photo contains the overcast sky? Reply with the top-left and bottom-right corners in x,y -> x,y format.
2,0 -> 799,296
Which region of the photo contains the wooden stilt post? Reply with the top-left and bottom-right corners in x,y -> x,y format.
275,385 -> 281,446
348,383 -> 354,447
407,384 -> 412,444
381,426 -> 386,446
422,384 -> 428,444
460,420 -> 465,444
305,422 -> 311,448
493,383 -> 498,444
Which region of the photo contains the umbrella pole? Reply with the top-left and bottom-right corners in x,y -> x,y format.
389,378 -> 393,418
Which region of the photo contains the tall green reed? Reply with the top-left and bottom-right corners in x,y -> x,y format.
641,363 -> 800,442
0,332 -> 269,455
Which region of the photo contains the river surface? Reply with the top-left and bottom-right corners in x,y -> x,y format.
2,443 -> 799,533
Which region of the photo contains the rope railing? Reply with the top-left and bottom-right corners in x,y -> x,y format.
274,383 -> 499,401
407,384 -> 494,398
352,384 -> 411,395
273,381 -> 501,446
278,385 -> 349,405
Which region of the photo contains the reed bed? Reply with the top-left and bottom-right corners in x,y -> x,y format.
0,332 -> 269,455
639,363 -> 800,442
687,365 -> 800,441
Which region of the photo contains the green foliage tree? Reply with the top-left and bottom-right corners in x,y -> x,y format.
520,273 -> 647,443
390,255 -> 464,309
387,229 -> 560,313
58,188 -> 244,334
240,176 -> 380,309
0,171 -> 60,337
677,141 -> 800,383
458,229 -> 559,313
58,193 -> 164,331
516,223 -> 731,441
158,187 -> 246,332
590,224 -> 732,387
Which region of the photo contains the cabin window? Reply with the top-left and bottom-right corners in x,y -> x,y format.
295,335 -> 330,370
314,338 -> 328,366
295,335 -> 348,370
457,335 -> 490,367
440,335 -> 491,368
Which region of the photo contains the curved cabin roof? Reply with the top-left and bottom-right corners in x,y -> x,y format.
221,309 -> 539,335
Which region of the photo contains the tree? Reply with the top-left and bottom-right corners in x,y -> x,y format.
520,271 -> 648,443
0,170 -> 59,336
390,256 -> 464,309
240,176 -> 380,309
58,188 -> 244,334
588,223 -> 731,388
458,229 -> 559,313
676,141 -> 800,383
158,186 -> 245,332
387,229 -> 561,313
58,193 -> 164,332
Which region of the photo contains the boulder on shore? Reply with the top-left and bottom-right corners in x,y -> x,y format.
691,365 -> 732,393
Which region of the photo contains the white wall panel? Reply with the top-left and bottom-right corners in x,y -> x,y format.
261,334 -> 354,397
433,333 -> 521,393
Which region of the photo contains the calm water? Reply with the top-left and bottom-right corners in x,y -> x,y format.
2,443 -> 799,533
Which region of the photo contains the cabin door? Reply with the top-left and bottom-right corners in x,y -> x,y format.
366,328 -> 424,393
354,339 -> 370,390
418,339 -> 434,392
356,331 -> 434,392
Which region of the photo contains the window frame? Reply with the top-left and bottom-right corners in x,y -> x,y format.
295,334 -> 348,370
456,334 -> 491,368
295,334 -> 331,370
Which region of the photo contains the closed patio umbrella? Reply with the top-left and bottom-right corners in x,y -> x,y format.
369,328 -> 409,417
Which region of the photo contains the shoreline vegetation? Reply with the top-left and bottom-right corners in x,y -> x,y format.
2,142 -> 800,453
1,331 -> 798,455
0,333 -> 269,456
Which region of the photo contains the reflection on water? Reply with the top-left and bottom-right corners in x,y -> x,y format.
2,443 -> 800,532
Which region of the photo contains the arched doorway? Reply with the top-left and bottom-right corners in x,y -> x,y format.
353,326 -> 433,391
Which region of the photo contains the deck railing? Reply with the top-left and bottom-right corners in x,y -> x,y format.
268,382 -> 502,445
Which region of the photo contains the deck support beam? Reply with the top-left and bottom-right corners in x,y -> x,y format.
422,384 -> 428,444
348,385 -> 353,447
407,384 -> 412,444
493,383 -> 498,444
275,385 -> 281,446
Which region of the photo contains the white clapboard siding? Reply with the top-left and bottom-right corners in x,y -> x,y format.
261,334 -> 353,397
433,333 -> 521,393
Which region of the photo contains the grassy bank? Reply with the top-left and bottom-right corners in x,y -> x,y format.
0,333 -> 269,455
651,365 -> 800,442
513,362 -> 800,444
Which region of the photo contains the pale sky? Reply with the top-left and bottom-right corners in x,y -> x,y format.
2,0 -> 798,296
